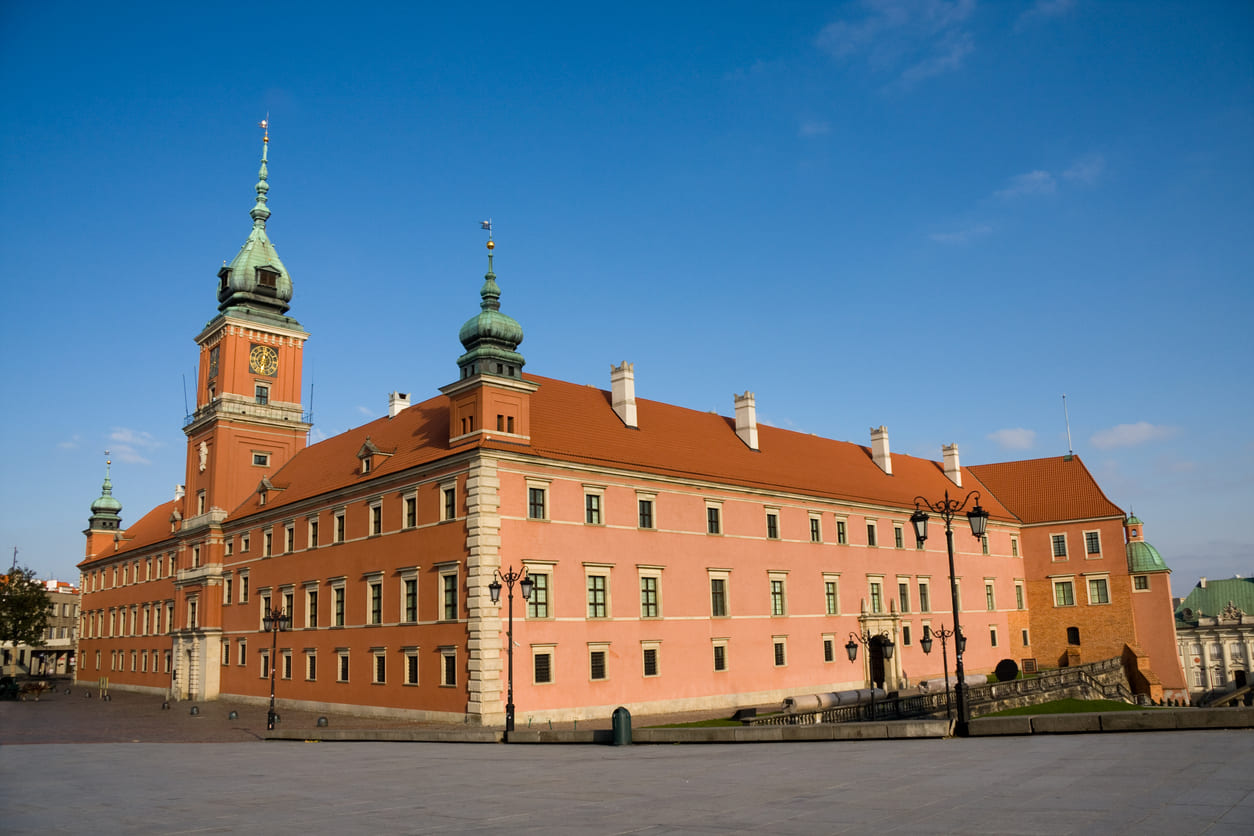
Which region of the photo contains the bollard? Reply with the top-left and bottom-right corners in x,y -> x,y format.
228,710 -> 238,720
317,716 -> 329,727
162,701 -> 170,710
190,705 -> 199,715
611,706 -> 632,746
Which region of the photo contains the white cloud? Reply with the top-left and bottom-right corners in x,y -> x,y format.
995,170 -> 1056,198
108,427 -> 162,465
988,428 -> 1037,450
799,120 -> 831,137
356,405 -> 374,417
816,0 -> 976,84
1016,0 -> 1075,31
929,223 -> 991,244
1090,422 -> 1179,450
1062,153 -> 1105,185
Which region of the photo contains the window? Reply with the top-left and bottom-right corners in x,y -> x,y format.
333,584 -> 346,626
869,581 -> 883,614
642,645 -> 659,677
919,580 -> 931,613
253,452 -> 270,467
1011,537 -> 1019,557
1015,583 -> 1025,610
809,516 -> 822,543
338,651 -> 350,682
370,503 -> 382,536
1051,534 -> 1068,559
224,576 -> 233,605
442,572 -> 459,621
639,575 -> 660,619
196,491 -> 206,515
825,579 -> 839,615
587,574 -> 608,619
836,520 -> 848,545
989,626 -> 998,648
985,582 -> 996,611
404,495 -> 417,528
824,636 -> 836,662
589,647 -> 608,680
770,577 -> 787,616
1088,577 -> 1110,604
1021,629 -> 1030,647
403,577 -> 418,623
533,649 -> 553,684
263,530 -> 273,557
894,525 -> 904,549
773,638 -> 787,667
706,505 -> 721,535
526,571 -> 550,618
369,580 -> 383,624
902,625 -> 912,646
765,511 -> 779,540
1066,626 -> 1081,646
981,535 -> 989,555
1054,580 -> 1076,607
713,643 -> 728,671
191,546 -> 201,569
898,582 -> 911,613
361,458 -> 371,474
334,512 -> 346,543
240,535 -> 250,554
255,384 -> 269,405
1084,531 -> 1102,556
528,487 -> 547,520
866,522 -> 878,547
585,493 -> 602,525
440,649 -> 457,686
284,524 -> 294,553
309,518 -> 319,548
1134,575 -> 1149,591
306,588 -> 319,628
404,650 -> 419,685
261,649 -> 271,679
373,652 -> 386,684
306,652 -> 317,681
443,487 -> 456,520
710,576 -> 728,617
638,498 -> 654,529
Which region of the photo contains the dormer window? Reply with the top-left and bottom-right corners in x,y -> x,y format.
361,459 -> 372,474
356,436 -> 392,475
217,267 -> 231,294
256,267 -> 279,289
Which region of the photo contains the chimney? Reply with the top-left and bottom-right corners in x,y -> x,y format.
611,362 -> 637,428
943,443 -> 962,487
1199,577 -> 1207,588
174,485 -> 185,500
871,426 -> 892,475
734,391 -> 759,450
388,391 -> 411,418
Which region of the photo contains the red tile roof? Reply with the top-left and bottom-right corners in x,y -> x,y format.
968,456 -> 1123,524
79,499 -> 179,567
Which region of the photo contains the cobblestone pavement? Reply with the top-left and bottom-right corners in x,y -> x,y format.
3,692 -> 1252,835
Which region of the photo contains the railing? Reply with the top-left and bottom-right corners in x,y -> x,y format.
748,657 -> 1133,726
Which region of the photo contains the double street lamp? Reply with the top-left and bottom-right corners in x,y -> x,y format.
261,606 -> 291,731
909,489 -> 989,737
845,629 -> 895,720
488,565 -> 533,738
919,623 -> 965,719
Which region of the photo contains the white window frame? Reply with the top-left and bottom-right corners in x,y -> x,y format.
438,563 -> 460,622
584,484 -> 605,526
403,647 -> 419,686
588,642 -> 610,681
641,641 -> 661,678
439,646 -> 457,687
523,560 -> 555,619
584,563 -> 612,619
705,500 -> 723,535
823,573 -> 841,616
403,491 -> 418,529
1050,533 -> 1068,561
769,571 -> 788,616
1086,574 -> 1111,605
638,565 -> 663,619
765,506 -> 780,540
366,573 -> 384,625
399,568 -> 419,624
1053,577 -> 1076,607
636,492 -> 656,530
1083,529 -> 1103,559
531,644 -> 556,685
809,513 -> 823,543
526,479 -> 551,521
772,635 -> 788,667
711,638 -> 729,672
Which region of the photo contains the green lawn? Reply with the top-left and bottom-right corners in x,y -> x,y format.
982,698 -> 1152,717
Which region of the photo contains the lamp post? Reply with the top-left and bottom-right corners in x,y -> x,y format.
261,606 -> 291,730
845,629 -> 895,720
488,565 -> 533,739
910,489 -> 989,737
919,623 -> 965,720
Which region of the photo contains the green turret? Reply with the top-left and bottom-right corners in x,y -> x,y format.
456,236 -> 525,380
88,456 -> 122,531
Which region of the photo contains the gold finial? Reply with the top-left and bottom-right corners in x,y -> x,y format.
259,114 -> 270,143
487,239 -> 494,250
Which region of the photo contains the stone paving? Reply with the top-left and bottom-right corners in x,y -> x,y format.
2,690 -> 1253,834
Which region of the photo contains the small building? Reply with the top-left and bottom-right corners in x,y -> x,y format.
1,580 -> 79,676
1175,576 -> 1254,698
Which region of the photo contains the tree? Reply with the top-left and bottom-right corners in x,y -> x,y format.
0,565 -> 53,675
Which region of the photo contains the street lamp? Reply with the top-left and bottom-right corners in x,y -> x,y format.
488,565 -> 533,739
919,623 -> 965,720
261,606 -> 291,730
845,629 -> 895,720
910,489 -> 988,736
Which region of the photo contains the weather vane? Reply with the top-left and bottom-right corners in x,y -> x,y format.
259,114 -> 269,143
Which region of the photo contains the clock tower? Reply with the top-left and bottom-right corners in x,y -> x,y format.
182,124 -> 310,525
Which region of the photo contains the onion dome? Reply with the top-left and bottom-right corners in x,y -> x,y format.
456,236 -> 525,380
89,456 -> 123,531
215,121 -> 299,327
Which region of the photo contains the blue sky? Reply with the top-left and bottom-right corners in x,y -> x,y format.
1,1 -> 1250,594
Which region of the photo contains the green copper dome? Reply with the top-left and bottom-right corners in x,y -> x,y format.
215,130 -> 298,326
456,241 -> 525,380
1127,540 -> 1168,572
89,458 -> 122,530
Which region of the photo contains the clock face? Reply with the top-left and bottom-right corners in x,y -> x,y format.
249,344 -> 279,376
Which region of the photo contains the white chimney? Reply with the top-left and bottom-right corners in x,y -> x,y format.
871,426 -> 892,475
1199,577 -> 1207,588
388,391 -> 411,418
734,391 -> 759,450
174,485 -> 185,500
943,443 -> 962,487
611,362 -> 637,428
